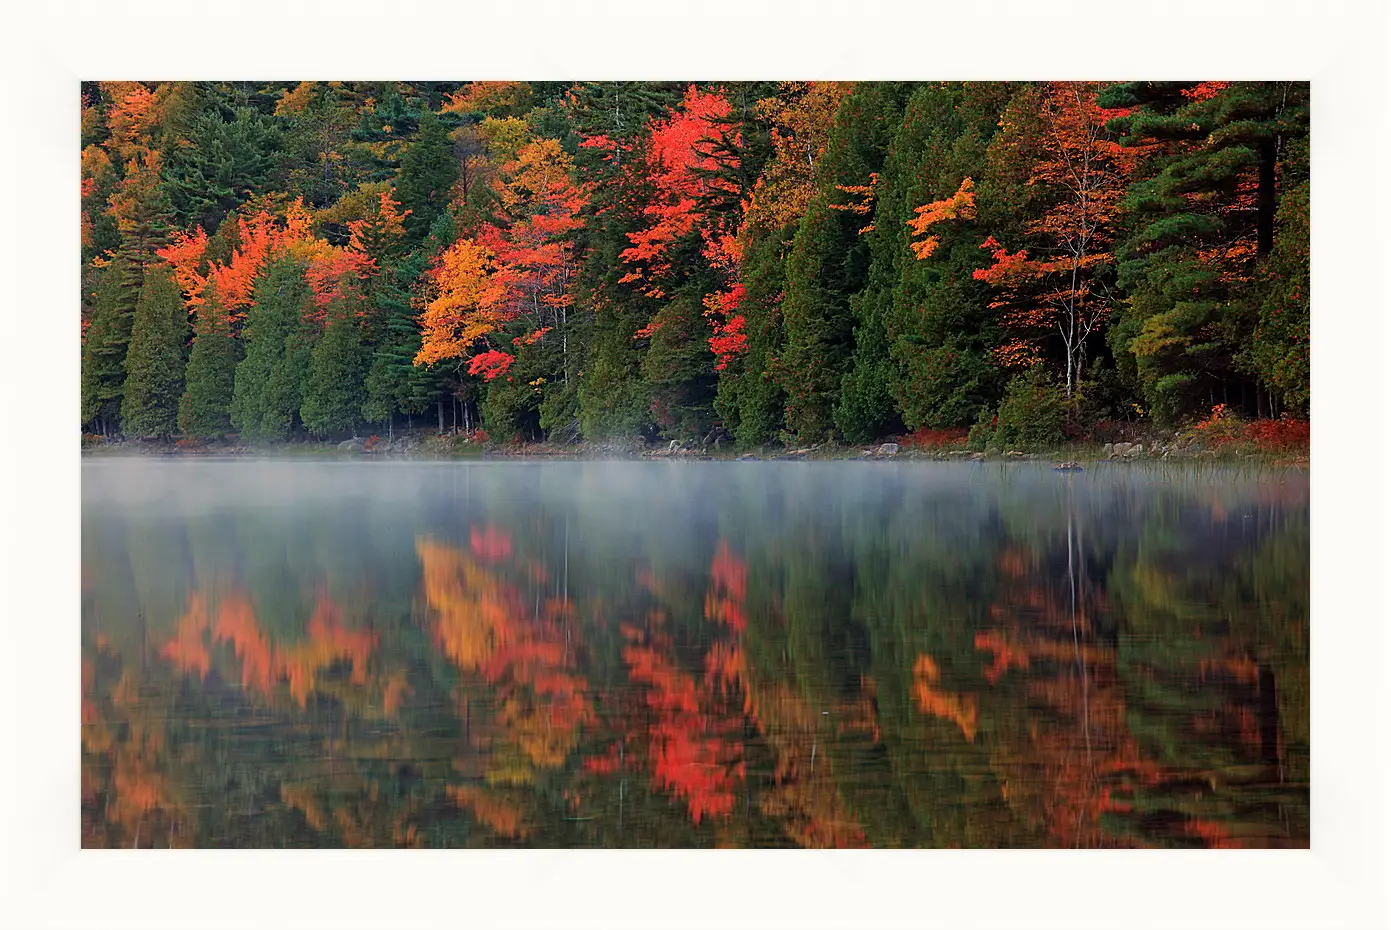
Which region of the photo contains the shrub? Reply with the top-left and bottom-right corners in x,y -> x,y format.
991,367 -> 1068,449
1246,416 -> 1309,453
966,408 -> 997,452
903,427 -> 970,450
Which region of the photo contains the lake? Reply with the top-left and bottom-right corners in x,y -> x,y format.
81,457 -> 1309,848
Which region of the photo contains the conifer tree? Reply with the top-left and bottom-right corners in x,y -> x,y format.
231,256 -> 315,440
774,83 -> 909,442
396,110 -> 459,241
177,288 -> 242,437
301,288 -> 368,437
1101,81 -> 1309,422
120,263 -> 189,438
81,256 -> 136,435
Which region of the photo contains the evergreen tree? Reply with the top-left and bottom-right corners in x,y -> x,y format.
120,263 -> 189,438
231,256 -> 315,441
642,287 -> 719,441
178,289 -> 241,438
876,82 -> 1014,431
395,109 -> 459,241
774,83 -> 909,442
301,289 -> 368,438
1101,81 -> 1309,422
81,255 -> 136,434
163,103 -> 284,233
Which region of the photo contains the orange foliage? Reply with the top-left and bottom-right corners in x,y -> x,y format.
974,630 -> 1031,684
907,177 -> 976,259
746,82 -> 853,231
417,538 -> 593,780
911,654 -> 979,741
414,237 -> 509,366
160,593 -> 212,679
447,784 -> 529,838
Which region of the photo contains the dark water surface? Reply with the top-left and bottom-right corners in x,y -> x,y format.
81,458 -> 1309,848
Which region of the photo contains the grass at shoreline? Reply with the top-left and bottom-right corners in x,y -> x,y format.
80,433 -> 1310,469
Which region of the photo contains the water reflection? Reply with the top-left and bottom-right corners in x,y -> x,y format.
81,459 -> 1309,848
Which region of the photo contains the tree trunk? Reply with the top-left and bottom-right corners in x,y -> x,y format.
437,397 -> 444,434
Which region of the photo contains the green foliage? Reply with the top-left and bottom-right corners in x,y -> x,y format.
81,256 -> 137,432
164,104 -> 283,234
977,367 -> 1068,450
300,295 -> 368,438
396,109 -> 459,241
641,289 -> 718,441
120,263 -> 189,438
178,293 -> 241,438
231,257 -> 315,441
776,83 -> 909,443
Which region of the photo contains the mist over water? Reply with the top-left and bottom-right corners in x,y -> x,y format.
81,458 -> 1309,848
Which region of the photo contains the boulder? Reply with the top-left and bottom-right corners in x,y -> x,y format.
1127,442 -> 1143,457
338,437 -> 366,453
1112,441 -> 1133,457
877,442 -> 900,457
1102,442 -> 1113,457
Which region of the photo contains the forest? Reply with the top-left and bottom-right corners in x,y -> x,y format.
79,80 -> 1311,447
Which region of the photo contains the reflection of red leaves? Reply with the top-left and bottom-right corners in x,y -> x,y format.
160,593 -> 212,679
469,524 -> 514,563
974,630 -> 1031,684
704,541 -> 748,631
623,640 -> 744,824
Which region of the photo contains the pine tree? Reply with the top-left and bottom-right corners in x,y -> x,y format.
1101,81 -> 1309,422
163,100 -> 283,233
178,288 -> 242,437
396,109 -> 458,241
231,256 -> 315,441
120,263 -> 189,438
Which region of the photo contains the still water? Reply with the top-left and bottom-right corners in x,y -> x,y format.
82,458 -> 1309,848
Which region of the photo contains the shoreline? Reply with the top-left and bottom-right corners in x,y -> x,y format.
80,436 -> 1310,469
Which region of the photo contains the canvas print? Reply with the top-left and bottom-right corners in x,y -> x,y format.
81,81 -> 1309,848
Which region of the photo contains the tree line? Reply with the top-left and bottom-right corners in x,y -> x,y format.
80,80 -> 1310,445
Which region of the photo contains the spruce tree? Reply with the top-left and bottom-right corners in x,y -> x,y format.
178,289 -> 241,438
641,287 -> 719,441
876,82 -> 1014,431
120,263 -> 189,439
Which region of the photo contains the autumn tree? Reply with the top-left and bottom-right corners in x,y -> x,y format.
965,83 -> 1143,401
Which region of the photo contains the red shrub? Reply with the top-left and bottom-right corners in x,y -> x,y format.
1245,416 -> 1309,452
902,427 -> 970,449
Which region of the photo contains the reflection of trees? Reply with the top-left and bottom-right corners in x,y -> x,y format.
82,462 -> 1309,848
